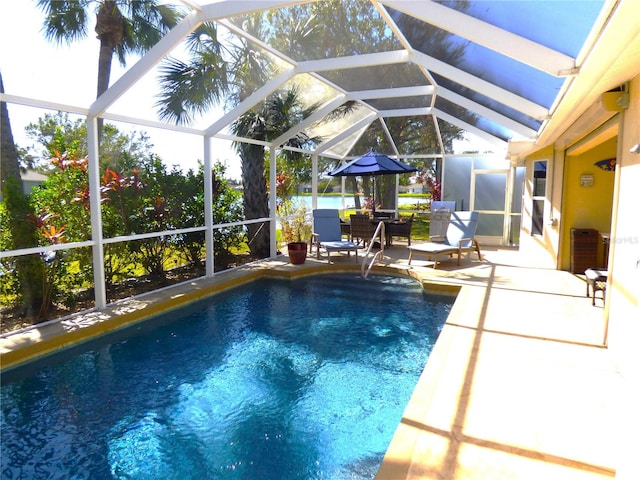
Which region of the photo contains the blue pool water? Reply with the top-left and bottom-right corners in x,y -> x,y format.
1,274 -> 452,479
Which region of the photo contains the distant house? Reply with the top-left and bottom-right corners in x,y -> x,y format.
0,169 -> 48,201
21,169 -> 48,194
299,183 -> 313,193
400,183 -> 426,194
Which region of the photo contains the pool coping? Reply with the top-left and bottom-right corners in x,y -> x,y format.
0,254 -> 459,373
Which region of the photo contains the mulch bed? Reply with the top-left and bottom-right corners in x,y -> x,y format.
0,254 -> 254,335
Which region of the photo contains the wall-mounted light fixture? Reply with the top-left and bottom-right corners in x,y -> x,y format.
631,144 -> 640,154
602,91 -> 630,111
602,83 -> 630,111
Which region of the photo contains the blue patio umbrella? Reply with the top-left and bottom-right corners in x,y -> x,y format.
329,150 -> 417,210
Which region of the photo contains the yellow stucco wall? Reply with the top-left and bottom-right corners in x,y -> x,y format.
519,74 -> 639,387
559,138 -> 617,271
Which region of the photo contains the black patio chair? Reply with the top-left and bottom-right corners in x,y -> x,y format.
387,214 -> 414,246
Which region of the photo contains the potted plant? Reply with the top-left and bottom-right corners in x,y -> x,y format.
276,173 -> 312,264
362,195 -> 376,216
279,197 -> 311,264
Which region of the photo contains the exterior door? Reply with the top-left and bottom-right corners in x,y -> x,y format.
471,170 -> 510,246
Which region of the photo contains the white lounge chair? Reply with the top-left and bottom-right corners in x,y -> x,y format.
408,211 -> 482,268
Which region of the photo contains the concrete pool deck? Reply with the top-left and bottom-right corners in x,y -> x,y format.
375,246 -> 620,480
0,244 -> 622,479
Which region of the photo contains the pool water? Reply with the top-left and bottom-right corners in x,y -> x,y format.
1,274 -> 452,479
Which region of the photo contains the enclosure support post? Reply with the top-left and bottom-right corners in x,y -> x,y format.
87,116 -> 106,309
204,136 -> 215,277
312,154 -> 318,210
269,146 -> 277,258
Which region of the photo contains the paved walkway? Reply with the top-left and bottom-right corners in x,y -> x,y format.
0,243 -> 623,479
373,246 -> 621,479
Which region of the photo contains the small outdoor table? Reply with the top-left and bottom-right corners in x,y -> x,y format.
339,220 -> 351,239
585,268 -> 608,306
370,217 -> 397,247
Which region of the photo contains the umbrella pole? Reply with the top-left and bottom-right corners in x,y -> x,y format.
372,176 -> 376,214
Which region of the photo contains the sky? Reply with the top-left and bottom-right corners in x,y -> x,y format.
1,1 -> 498,182
0,1 -> 243,179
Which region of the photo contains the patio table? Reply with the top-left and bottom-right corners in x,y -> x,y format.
370,218 -> 398,247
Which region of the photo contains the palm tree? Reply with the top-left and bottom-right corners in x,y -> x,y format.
36,0 -> 181,139
155,14 -> 364,258
156,12 -> 336,257
230,88 -> 321,257
156,19 -> 278,258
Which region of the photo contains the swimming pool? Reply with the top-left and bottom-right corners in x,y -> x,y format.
1,273 -> 452,479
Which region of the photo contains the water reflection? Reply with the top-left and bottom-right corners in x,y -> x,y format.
292,195 -> 426,210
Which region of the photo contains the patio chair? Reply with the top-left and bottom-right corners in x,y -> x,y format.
311,209 -> 358,263
350,214 -> 377,248
429,210 -> 452,242
373,211 -> 394,220
339,218 -> 351,240
430,201 -> 455,241
387,214 -> 414,246
407,211 -> 482,268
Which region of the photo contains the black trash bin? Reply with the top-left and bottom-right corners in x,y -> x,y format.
570,228 -> 598,273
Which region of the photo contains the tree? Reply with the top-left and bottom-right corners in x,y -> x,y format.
154,3 -> 468,245
0,72 -> 46,317
157,17 -> 317,258
171,162 -> 244,270
230,88 -> 321,257
36,0 -> 180,140
25,111 -> 157,173
155,22 -> 229,125
157,17 -> 353,258
5,113 -> 245,314
26,116 -> 156,292
156,20 -> 271,257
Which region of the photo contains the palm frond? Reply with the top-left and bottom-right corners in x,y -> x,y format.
185,22 -> 221,55
36,0 -> 88,44
323,100 -> 359,122
119,2 -> 183,64
155,56 -> 228,125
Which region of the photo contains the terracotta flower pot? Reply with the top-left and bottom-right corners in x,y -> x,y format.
287,241 -> 308,265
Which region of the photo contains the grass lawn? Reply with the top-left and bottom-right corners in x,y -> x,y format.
339,210 -> 431,242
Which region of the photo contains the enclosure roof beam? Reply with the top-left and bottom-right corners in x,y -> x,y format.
436,109 -> 508,148
199,0 -> 311,20
314,113 -> 377,154
381,0 -> 576,76
379,107 -> 431,118
411,51 -> 550,120
89,0 -> 306,118
271,95 -> 348,148
437,87 -> 539,139
378,117 -> 401,157
297,50 -> 410,73
349,85 -> 434,100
